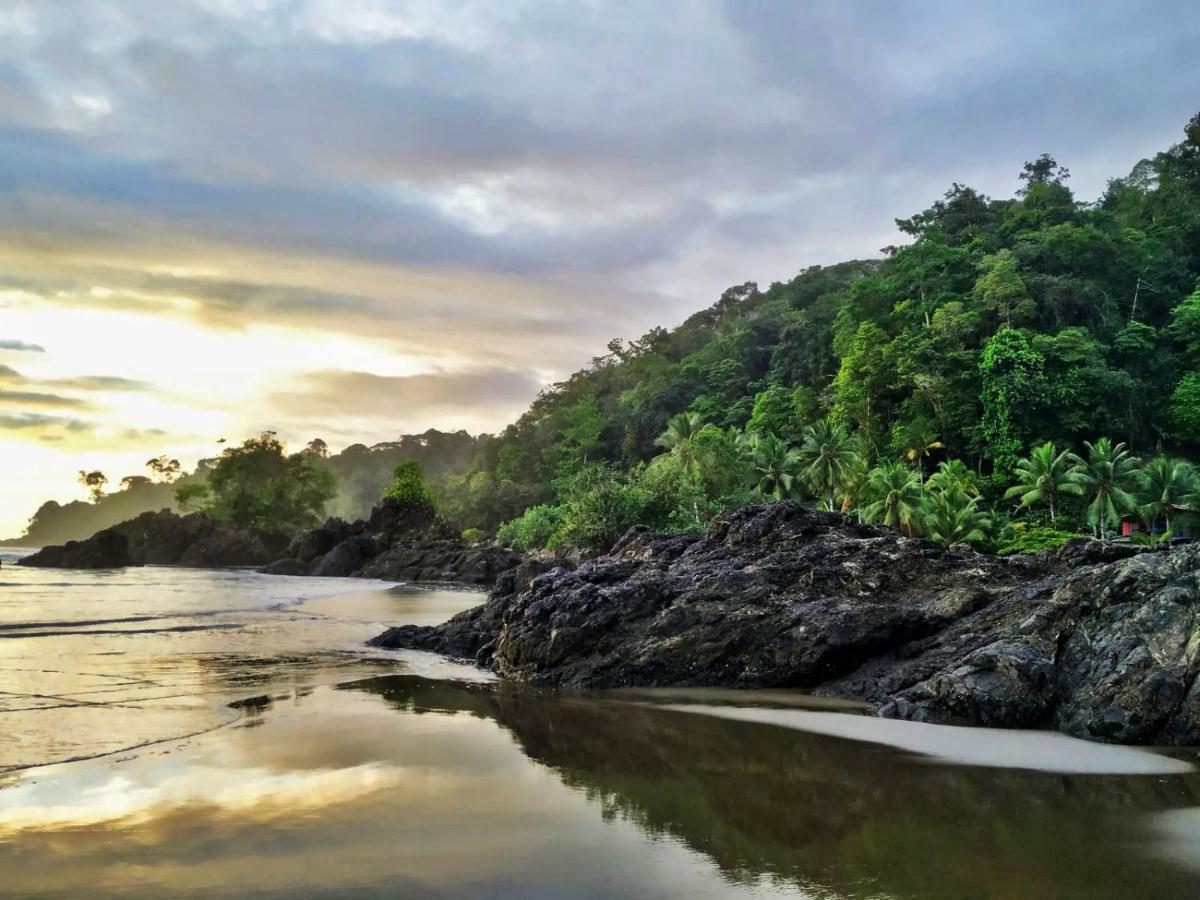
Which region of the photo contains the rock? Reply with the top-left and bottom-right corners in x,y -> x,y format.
372,501 -> 1200,746
310,536 -> 377,577
21,510 -> 287,569
260,557 -> 309,576
20,528 -> 132,569
264,497 -> 524,587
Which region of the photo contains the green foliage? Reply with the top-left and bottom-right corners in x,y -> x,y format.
797,419 -> 859,511
199,433 -> 337,534
382,460 -> 436,515
859,462 -> 926,537
997,526 -> 1081,555
1068,438 -> 1140,537
922,487 -> 987,547
174,482 -> 210,513
747,432 -> 804,500
1003,442 -> 1086,526
496,505 -> 564,551
461,528 -> 485,544
1136,457 -> 1197,532
979,330 -> 1046,478
1169,373 -> 1200,444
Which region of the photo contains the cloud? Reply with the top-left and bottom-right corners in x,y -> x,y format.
47,375 -> 150,391
0,412 -> 90,431
0,390 -> 89,408
272,367 -> 544,422
0,365 -> 19,377
0,339 -> 45,352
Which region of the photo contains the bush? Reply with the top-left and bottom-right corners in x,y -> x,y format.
997,525 -> 1081,555
497,505 -> 565,551
382,460 -> 436,513
461,527 -> 485,544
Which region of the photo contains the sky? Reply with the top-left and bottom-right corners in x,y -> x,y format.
2,0 -> 1200,537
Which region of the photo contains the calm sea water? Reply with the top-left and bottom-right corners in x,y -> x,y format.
1,551 -> 1198,899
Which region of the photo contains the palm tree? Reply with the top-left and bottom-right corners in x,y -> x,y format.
859,462 -> 926,537
654,411 -> 706,452
1067,438 -> 1140,538
1003,442 -> 1085,526
654,412 -> 706,475
903,430 -> 945,479
797,419 -> 858,511
925,459 -> 979,497
922,488 -> 987,546
748,433 -> 803,500
1137,457 -> 1197,534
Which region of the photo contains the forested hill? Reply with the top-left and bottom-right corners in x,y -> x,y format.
437,111 -> 1200,539
12,111 -> 1200,552
4,431 -> 487,546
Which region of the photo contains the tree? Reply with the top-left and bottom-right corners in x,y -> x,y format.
382,460 -> 436,516
145,456 -> 182,483
979,329 -> 1046,478
653,412 -> 707,476
922,488 -> 987,546
1067,438 -> 1140,538
77,469 -> 108,504
119,475 -> 153,491
926,459 -> 979,497
747,432 -> 803,500
1137,457 -> 1197,533
797,419 -> 858,511
902,429 -> 944,478
1168,282 -> 1200,359
859,462 -> 926,537
174,482 -> 210,513
552,396 -> 607,484
1169,373 -> 1200,446
974,249 -> 1035,328
305,438 -> 330,458
201,433 -> 337,534
1003,442 -> 1085,526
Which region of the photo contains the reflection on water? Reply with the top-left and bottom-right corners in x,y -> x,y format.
1,673 -> 1197,899
1,563 -> 1198,899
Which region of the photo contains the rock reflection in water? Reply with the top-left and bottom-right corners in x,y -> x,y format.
345,675 -> 1200,900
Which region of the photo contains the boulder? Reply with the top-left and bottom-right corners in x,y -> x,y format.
371,502 -> 1200,745
20,528 -> 132,569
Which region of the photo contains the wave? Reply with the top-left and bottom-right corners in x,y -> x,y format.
0,623 -> 244,639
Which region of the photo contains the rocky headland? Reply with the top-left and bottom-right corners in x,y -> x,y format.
19,498 -> 523,586
372,502 -> 1200,746
259,497 -> 522,585
18,509 -> 289,569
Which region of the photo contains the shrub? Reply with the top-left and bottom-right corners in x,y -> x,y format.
496,505 -> 565,551
997,525 -> 1081,555
461,527 -> 485,544
382,460 -> 436,514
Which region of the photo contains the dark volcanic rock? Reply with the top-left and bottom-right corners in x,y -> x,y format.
20,510 -> 286,569
261,497 -> 525,587
19,528 -> 133,569
372,502 -> 1200,745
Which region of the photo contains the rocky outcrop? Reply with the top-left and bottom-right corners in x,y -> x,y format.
261,497 -> 524,586
19,510 -> 288,569
372,502 -> 1200,745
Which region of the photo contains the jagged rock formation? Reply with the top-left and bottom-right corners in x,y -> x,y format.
372,502 -> 1200,745
260,497 -> 523,585
19,510 -> 288,569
